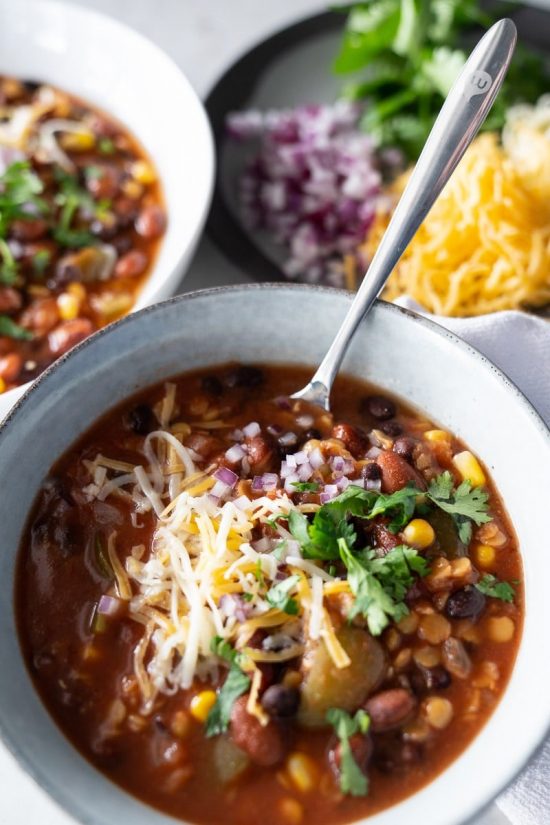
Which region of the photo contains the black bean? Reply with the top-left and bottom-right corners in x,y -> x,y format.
381,420 -> 403,436
201,375 -> 224,396
225,365 -> 264,388
393,437 -> 417,464
23,79 -> 41,94
445,586 -> 486,621
303,427 -> 322,441
260,684 -> 300,718
361,462 -> 382,481
127,404 -> 155,435
360,394 -> 396,421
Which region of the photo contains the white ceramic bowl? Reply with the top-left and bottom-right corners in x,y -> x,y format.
0,285 -> 549,825
0,0 -> 215,417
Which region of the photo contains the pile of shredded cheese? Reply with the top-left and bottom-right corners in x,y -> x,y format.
364,131 -> 550,316
83,386 -> 352,720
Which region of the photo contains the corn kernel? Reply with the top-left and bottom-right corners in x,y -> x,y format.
423,696 -> 454,729
474,543 -> 496,568
279,798 -> 303,825
0,377 -> 6,394
57,292 -> 80,321
189,690 -> 217,722
286,752 -> 318,793
122,178 -> 144,199
424,429 -> 451,444
486,616 -> 515,643
170,710 -> 191,738
67,281 -> 87,302
453,450 -> 486,487
402,518 -> 435,549
60,130 -> 95,151
132,159 -> 157,185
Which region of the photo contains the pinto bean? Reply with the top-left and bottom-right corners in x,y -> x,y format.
376,450 -> 426,494
9,218 -> 48,242
114,250 -> 148,279
331,423 -> 367,457
246,435 -> 275,473
20,298 -> 59,336
48,318 -> 94,356
0,352 -> 23,383
230,695 -> 285,767
363,689 -> 416,732
135,204 -> 166,239
0,287 -> 22,313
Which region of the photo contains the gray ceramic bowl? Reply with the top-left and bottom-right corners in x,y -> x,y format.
1,285 -> 549,825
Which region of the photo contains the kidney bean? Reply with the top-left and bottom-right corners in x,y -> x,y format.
114,250 -> 148,279
363,689 -> 416,732
445,586 -> 486,621
230,695 -> 285,767
330,733 -> 372,775
20,298 -> 59,336
224,365 -> 264,388
86,166 -> 120,200
376,450 -> 426,494
246,435 -> 275,473
261,685 -> 300,718
48,318 -> 94,356
367,521 -> 400,554
392,436 -> 417,464
127,404 -> 156,435
0,352 -> 23,383
360,394 -> 396,421
9,218 -> 48,242
135,204 -> 166,239
331,423 -> 367,457
0,287 -> 22,313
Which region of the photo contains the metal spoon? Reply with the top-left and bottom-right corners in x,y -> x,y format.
292,18 -> 517,410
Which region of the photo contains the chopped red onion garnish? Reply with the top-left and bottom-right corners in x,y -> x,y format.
309,447 -> 325,469
252,537 -> 274,553
336,476 -> 351,492
331,455 -> 345,472
252,475 -> 265,492
242,457 -> 251,475
219,594 -> 251,623
279,431 -> 298,447
366,446 -> 382,459
296,415 -> 314,429
320,483 -> 339,503
297,462 -> 313,482
97,594 -> 124,617
225,444 -> 245,463
211,480 -> 231,500
284,473 -> 300,492
267,424 -> 282,436
262,473 -> 279,491
233,494 -> 252,510
280,461 -> 293,480
214,466 -> 239,487
243,421 -> 261,438
286,453 -> 297,469
274,396 -> 292,410
365,478 -> 382,491
293,451 -> 308,466
229,428 -> 244,442
284,539 -> 302,558
226,101 -> 402,286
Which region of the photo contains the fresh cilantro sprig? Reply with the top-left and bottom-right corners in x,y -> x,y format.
475,574 -> 516,603
291,481 -> 320,492
205,637 -> 251,737
427,471 -> 491,544
52,169 -> 104,249
0,239 -> 18,286
0,161 -> 47,237
327,707 -> 371,797
339,538 -> 427,635
266,575 -> 300,615
0,315 -> 32,341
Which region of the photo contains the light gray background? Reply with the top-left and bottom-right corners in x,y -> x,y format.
2,0 -> 546,822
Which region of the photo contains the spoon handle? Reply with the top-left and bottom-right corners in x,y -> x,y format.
292,18 -> 517,410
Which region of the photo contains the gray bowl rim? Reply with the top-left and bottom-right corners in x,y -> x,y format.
1,281 -> 549,825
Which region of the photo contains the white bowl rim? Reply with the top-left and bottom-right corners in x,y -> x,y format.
1,282 -> 549,825
0,0 -> 215,413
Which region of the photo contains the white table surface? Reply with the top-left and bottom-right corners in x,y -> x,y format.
1,0 -> 540,822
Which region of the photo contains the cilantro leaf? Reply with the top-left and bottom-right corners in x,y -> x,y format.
31,248 -> 51,276
475,574 -> 516,604
266,575 -> 300,615
291,481 -> 320,492
0,315 -> 32,341
326,708 -> 371,797
427,471 -> 491,544
206,637 -> 251,737
0,239 -> 18,285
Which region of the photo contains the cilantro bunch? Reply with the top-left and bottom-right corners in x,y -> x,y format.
333,0 -> 550,158
205,638 -> 251,736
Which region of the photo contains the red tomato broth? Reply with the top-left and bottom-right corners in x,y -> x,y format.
16,364 -> 523,825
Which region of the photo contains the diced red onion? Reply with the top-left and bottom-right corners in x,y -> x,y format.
252,537 -> 273,553
243,421 -> 261,438
297,462 -> 313,482
320,484 -> 339,503
262,473 -> 279,491
284,539 -> 302,558
219,594 -> 251,623
296,415 -> 314,429
242,457 -> 251,475
365,478 -> 382,492
284,473 -> 299,492
331,455 -> 345,472
252,475 -> 265,492
366,446 -> 382,459
336,476 -> 350,492
274,396 -> 292,410
214,466 -> 239,487
267,424 -> 282,436
279,431 -> 298,447
285,453 -> 297,469
293,451 -> 308,466
225,444 -> 245,463
230,428 -> 244,442
211,480 -> 231,500
97,594 -> 124,617
309,447 -> 325,469
280,461 -> 293,480
233,494 -> 252,510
